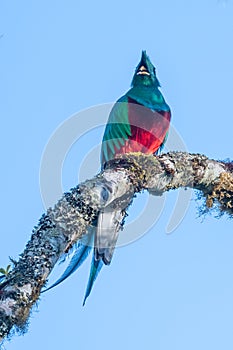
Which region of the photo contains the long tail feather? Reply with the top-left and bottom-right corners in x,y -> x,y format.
95,208 -> 124,265
42,229 -> 94,293
83,208 -> 125,305
83,255 -> 103,306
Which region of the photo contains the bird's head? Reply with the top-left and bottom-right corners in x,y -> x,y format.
131,51 -> 161,88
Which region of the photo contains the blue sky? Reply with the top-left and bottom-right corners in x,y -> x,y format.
0,0 -> 233,349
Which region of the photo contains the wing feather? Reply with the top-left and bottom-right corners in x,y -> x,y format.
101,96 -> 131,167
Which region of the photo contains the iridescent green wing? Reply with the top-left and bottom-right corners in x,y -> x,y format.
101,95 -> 131,167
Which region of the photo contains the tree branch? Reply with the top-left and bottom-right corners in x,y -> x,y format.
0,152 -> 232,342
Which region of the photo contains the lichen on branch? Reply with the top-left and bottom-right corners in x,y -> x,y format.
0,151 -> 232,344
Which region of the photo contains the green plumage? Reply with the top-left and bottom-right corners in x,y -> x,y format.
101,51 -> 171,166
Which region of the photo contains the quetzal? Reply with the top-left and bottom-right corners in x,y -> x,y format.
44,51 -> 171,304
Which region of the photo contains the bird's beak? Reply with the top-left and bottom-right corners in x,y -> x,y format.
136,65 -> 150,76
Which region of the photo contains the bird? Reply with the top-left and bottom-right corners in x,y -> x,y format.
43,51 -> 171,304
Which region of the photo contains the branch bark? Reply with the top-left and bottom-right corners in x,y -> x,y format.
0,152 -> 232,342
